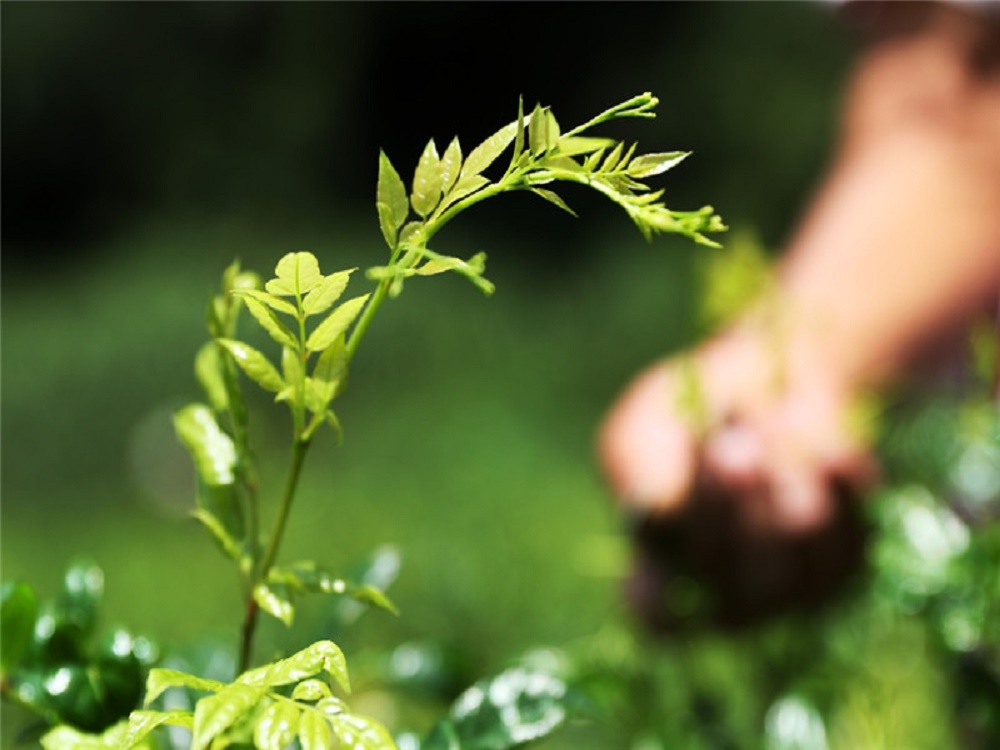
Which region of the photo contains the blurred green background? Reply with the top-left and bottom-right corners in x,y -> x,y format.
2,2 -> 857,745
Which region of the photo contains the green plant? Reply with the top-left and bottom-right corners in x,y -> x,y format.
2,92 -> 725,749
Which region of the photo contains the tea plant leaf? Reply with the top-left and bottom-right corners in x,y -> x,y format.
121,710 -> 194,749
232,288 -> 297,316
626,151 -> 690,178
412,138 -> 444,218
529,188 -> 577,217
302,269 -> 355,317
298,708 -> 333,750
378,150 -> 410,232
254,582 -> 295,626
441,137 -> 462,193
377,202 -> 399,250
254,700 -> 301,750
436,174 -> 490,216
1,581 -> 37,673
192,508 -> 244,563
192,682 -> 266,748
327,711 -> 399,749
528,103 -> 548,157
174,404 -> 237,486
292,679 -> 332,701
305,294 -> 370,352
460,117 -> 522,179
242,296 -> 299,349
144,668 -> 226,706
237,640 -> 350,695
217,339 -> 285,393
267,252 -> 323,297
194,343 -> 229,413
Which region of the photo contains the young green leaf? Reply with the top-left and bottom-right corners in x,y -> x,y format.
436,174 -> 490,217
327,711 -> 399,750
144,668 -> 227,707
377,202 -> 398,250
378,150 -> 410,232
121,710 -> 194,749
242,296 -> 299,350
232,288 -> 297,316
460,117 -> 522,179
528,103 -> 548,157
266,252 -> 323,297
302,269 -> 354,317
217,339 -> 286,394
254,582 -> 295,627
292,679 -> 333,702
305,294 -> 370,352
192,682 -> 266,748
174,404 -> 237,486
41,721 -> 140,750
192,508 -> 244,563
254,700 -> 301,750
626,151 -> 690,178
298,708 -> 333,750
599,142 -> 625,173
556,136 -> 615,157
529,188 -> 577,217
194,342 -> 229,413
281,346 -> 304,393
440,137 -> 462,194
237,640 -> 350,695
411,138 -> 444,218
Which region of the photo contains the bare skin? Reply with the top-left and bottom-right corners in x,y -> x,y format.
599,4 -> 1000,624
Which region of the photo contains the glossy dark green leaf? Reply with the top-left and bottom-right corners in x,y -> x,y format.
302,270 -> 354,317
441,137 -> 463,194
41,665 -> 105,731
192,682 -> 265,748
254,700 -> 301,750
378,151 -> 410,231
1,580 -> 38,672
238,640 -> 350,695
626,151 -> 690,178
305,294 -> 370,353
528,188 -> 577,217
174,404 -> 237,486
266,252 -> 323,297
232,288 -> 296,316
217,339 -> 285,394
194,343 -> 229,414
241,296 -> 299,349
253,582 -> 295,627
412,138 -> 444,218
461,117 -> 521,179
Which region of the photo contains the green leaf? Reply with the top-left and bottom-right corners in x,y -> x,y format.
298,708 -> 333,750
378,151 -> 410,231
411,138 -> 444,218
305,294 -> 370,353
349,584 -> 400,616
1,581 -> 37,673
292,679 -> 332,702
302,270 -> 354,317
327,711 -> 399,750
440,137 -> 462,194
528,103 -> 547,157
305,337 -> 347,415
194,343 -> 229,414
121,710 -> 195,749
626,151 -> 690,178
529,188 -> 577,217
174,404 -> 237,485
556,136 -> 615,157
144,668 -> 226,707
192,508 -> 244,563
423,719 -> 461,750
281,346 -> 304,394
242,296 -> 299,350
41,721 -> 136,750
413,249 -> 495,296
461,117 -> 522,179
238,640 -> 350,695
232,288 -> 297,316
254,582 -> 295,627
437,174 -> 490,216
192,682 -> 266,748
266,252 -> 323,297
254,700 -> 301,750
377,202 -> 398,250
599,142 -> 625,173
217,339 -> 285,394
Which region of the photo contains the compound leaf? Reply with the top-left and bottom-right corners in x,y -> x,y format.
217,339 -> 285,394
302,270 -> 354,317
238,640 -> 350,695
306,294 -> 370,352
411,138 -> 444,218
292,679 -> 333,702
232,289 -> 297,316
192,682 -> 266,748
378,151 -> 409,231
266,252 -> 323,297
242,296 -> 298,350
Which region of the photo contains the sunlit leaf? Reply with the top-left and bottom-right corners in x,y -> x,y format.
461,117 -> 522,179
217,339 -> 285,394
192,682 -> 266,748
556,136 -> 615,157
302,270 -> 354,317
528,103 -> 548,157
599,142 -> 625,173
292,679 -> 332,702
305,295 -> 370,353
413,249 -> 494,295
377,202 -> 398,250
412,138 -> 444,218
41,721 -> 135,750
298,708 -> 333,750
254,700 -> 301,750
378,151 -> 409,231
144,668 -> 226,707
281,346 -> 303,394
242,296 -> 299,350
232,288 -> 297,316
194,342 -> 229,414
174,404 -> 237,486
266,252 -> 323,297
510,96 -> 526,168
349,584 -> 400,616
237,640 -> 350,695
440,137 -> 462,194
437,174 -> 490,216
327,711 -> 399,749
529,188 -> 577,217
121,710 -> 194,749
254,582 -> 295,627
626,151 -> 690,178
1,581 -> 37,672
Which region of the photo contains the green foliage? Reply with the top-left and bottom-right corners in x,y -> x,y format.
1,560 -> 159,737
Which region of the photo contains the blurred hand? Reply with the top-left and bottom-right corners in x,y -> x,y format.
598,332 -> 876,630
